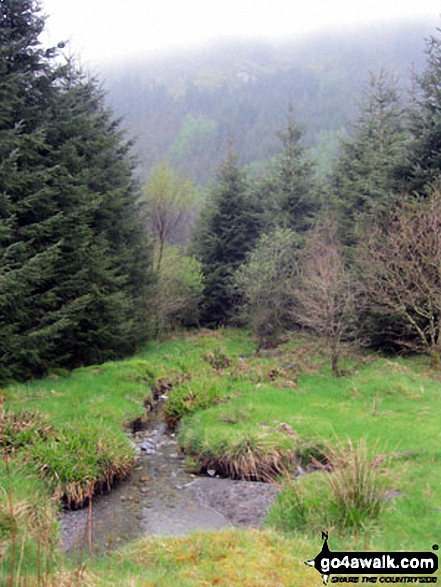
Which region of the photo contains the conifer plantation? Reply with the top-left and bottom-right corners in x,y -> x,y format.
0,0 -> 154,381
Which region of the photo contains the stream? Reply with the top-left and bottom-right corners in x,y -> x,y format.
60,400 -> 281,554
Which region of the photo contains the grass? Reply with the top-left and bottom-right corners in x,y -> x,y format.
2,328 -> 441,584
81,529 -> 314,587
2,358 -> 157,508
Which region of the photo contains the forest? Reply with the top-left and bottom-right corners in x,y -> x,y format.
103,19 -> 431,183
1,0 -> 441,585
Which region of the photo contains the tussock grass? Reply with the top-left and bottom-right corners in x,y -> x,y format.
2,358 -> 160,518
28,423 -> 134,507
324,438 -> 386,528
269,438 -> 388,534
164,376 -> 234,428
195,431 -> 295,481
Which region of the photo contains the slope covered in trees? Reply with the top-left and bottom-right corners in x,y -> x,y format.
102,19 -> 432,183
186,22 -> 441,366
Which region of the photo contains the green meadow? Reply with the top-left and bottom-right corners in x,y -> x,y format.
1,328 -> 441,585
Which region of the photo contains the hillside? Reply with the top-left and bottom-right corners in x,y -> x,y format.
101,18 -> 436,183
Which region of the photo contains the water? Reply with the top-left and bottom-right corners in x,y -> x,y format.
60,401 -> 280,554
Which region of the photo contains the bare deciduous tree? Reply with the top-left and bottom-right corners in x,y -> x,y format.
293,216 -> 357,376
359,191 -> 441,367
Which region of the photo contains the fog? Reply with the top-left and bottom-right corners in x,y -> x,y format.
41,0 -> 441,66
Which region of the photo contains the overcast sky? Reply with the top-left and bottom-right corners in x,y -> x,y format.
41,0 -> 441,66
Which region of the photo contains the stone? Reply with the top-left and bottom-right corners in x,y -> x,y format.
207,469 -> 216,477
139,440 -> 155,452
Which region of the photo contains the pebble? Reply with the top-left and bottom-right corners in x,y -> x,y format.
207,469 -> 216,477
139,440 -> 155,451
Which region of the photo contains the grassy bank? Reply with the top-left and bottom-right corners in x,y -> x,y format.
2,328 -> 441,584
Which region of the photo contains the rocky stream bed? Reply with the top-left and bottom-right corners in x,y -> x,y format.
60,400 -> 281,554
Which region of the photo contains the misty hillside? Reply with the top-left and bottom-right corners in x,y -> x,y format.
101,18 -> 437,184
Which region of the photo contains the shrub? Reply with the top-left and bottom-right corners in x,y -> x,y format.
153,246 -> 204,333
233,228 -> 300,345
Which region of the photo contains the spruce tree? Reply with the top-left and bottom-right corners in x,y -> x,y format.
0,0 -> 154,380
400,31 -> 441,194
331,72 -> 408,246
253,110 -> 318,234
191,152 -> 261,326
0,0 -> 64,378
40,71 -> 154,366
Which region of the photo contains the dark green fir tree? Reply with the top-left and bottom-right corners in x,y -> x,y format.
400,30 -> 441,194
0,0 -> 154,380
191,151 -> 261,326
253,108 -> 319,234
331,71 -> 409,245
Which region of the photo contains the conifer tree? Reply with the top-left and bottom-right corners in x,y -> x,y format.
253,109 -> 318,234
400,31 -> 441,194
40,70 -> 154,367
331,72 -> 408,245
191,151 -> 261,326
0,0 -> 64,378
0,0 -> 154,380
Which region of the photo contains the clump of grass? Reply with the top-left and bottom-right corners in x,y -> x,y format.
2,410 -> 55,453
268,438 -> 388,534
28,423 -> 134,508
164,377 -> 233,428
0,456 -> 61,586
266,478 -> 326,532
324,439 -> 387,529
184,429 -> 295,481
203,347 -> 231,371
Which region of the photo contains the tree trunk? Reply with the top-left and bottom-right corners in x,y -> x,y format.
430,345 -> 440,370
331,350 -> 340,377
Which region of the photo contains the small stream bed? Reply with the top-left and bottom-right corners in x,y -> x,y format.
60,400 -> 281,554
